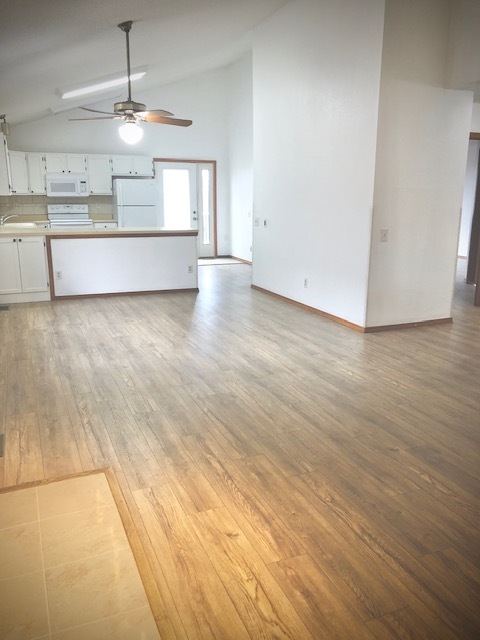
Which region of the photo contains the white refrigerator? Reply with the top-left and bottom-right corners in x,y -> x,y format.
113,179 -> 162,228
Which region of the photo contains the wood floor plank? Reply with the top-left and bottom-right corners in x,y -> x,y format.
183,434 -> 305,564
3,412 -> 44,486
419,548 -> 480,620
137,410 -> 195,468
299,457 -> 451,558
393,489 -> 480,568
234,455 -> 406,622
98,399 -> 167,491
134,483 -> 251,639
189,506 -> 314,639
33,360 -> 70,418
366,606 -> 445,640
407,445 -> 480,498
65,392 -> 121,472
5,359 -> 37,416
37,414 -> 83,478
0,261 -> 478,639
268,554 -> 379,640
166,460 -> 225,515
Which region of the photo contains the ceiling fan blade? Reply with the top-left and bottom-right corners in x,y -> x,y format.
80,106 -> 117,116
69,116 -> 119,121
143,114 -> 193,127
137,108 -> 175,117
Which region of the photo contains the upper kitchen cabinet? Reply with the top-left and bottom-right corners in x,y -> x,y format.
87,155 -> 113,195
111,155 -> 153,177
8,151 -> 29,194
26,153 -> 47,194
10,152 -> 47,195
45,153 -> 87,174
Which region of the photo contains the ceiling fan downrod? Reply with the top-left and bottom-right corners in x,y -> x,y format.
118,21 -> 133,101
115,21 -> 146,115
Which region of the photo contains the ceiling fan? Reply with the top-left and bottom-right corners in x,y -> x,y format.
70,21 -> 192,142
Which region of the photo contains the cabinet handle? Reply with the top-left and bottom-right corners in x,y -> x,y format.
13,238 -> 16,242
18,238 -> 22,242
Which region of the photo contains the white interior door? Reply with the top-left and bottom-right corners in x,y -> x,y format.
155,161 -> 215,258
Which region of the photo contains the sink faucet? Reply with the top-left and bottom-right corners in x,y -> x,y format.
0,214 -> 19,225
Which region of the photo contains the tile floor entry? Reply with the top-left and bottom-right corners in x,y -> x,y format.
0,471 -> 160,639
198,258 -> 244,265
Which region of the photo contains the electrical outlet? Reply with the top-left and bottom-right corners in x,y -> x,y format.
55,270 -> 62,280
304,278 -> 308,288
187,265 -> 193,273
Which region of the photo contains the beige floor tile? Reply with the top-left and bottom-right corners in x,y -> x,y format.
41,503 -> 129,568
46,547 -> 149,632
50,605 -> 161,639
0,521 -> 43,579
37,473 -> 114,519
0,571 -> 50,639
0,487 -> 38,529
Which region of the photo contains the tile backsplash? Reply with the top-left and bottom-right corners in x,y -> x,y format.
0,195 -> 114,221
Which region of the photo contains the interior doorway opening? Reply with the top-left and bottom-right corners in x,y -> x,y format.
458,136 -> 480,305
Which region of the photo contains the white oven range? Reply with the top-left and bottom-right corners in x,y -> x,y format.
47,204 -> 93,228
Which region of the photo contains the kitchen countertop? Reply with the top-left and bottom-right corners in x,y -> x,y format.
0,226 -> 198,237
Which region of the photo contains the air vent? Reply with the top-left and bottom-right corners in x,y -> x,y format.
0,305 -> 9,311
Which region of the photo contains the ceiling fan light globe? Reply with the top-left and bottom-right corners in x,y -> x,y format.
119,121 -> 143,144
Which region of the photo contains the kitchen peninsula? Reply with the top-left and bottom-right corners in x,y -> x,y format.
0,226 -> 198,302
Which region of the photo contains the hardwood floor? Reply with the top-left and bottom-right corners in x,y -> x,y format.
1,260 -> 479,639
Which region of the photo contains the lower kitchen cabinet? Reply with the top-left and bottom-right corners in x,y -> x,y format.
0,235 -> 50,298
93,222 -> 117,229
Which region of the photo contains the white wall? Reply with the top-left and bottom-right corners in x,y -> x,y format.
366,0 -> 473,326
446,0 -> 480,92
8,68 -> 232,255
251,0 -> 384,326
227,54 -> 253,261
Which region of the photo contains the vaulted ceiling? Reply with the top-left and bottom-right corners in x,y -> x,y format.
0,0 -> 288,126
2,0 -> 479,131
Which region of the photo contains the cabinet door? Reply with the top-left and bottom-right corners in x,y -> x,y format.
9,151 -> 29,194
66,154 -> 87,173
17,236 -> 49,292
0,237 -> 22,294
45,153 -> 66,173
26,153 -> 47,194
0,135 -> 10,196
132,156 -> 153,176
110,155 -> 134,175
87,155 -> 113,194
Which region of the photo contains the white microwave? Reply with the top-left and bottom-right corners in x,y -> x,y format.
46,173 -> 89,197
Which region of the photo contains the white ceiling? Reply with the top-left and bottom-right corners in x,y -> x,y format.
2,0 -> 479,131
0,0 -> 289,126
